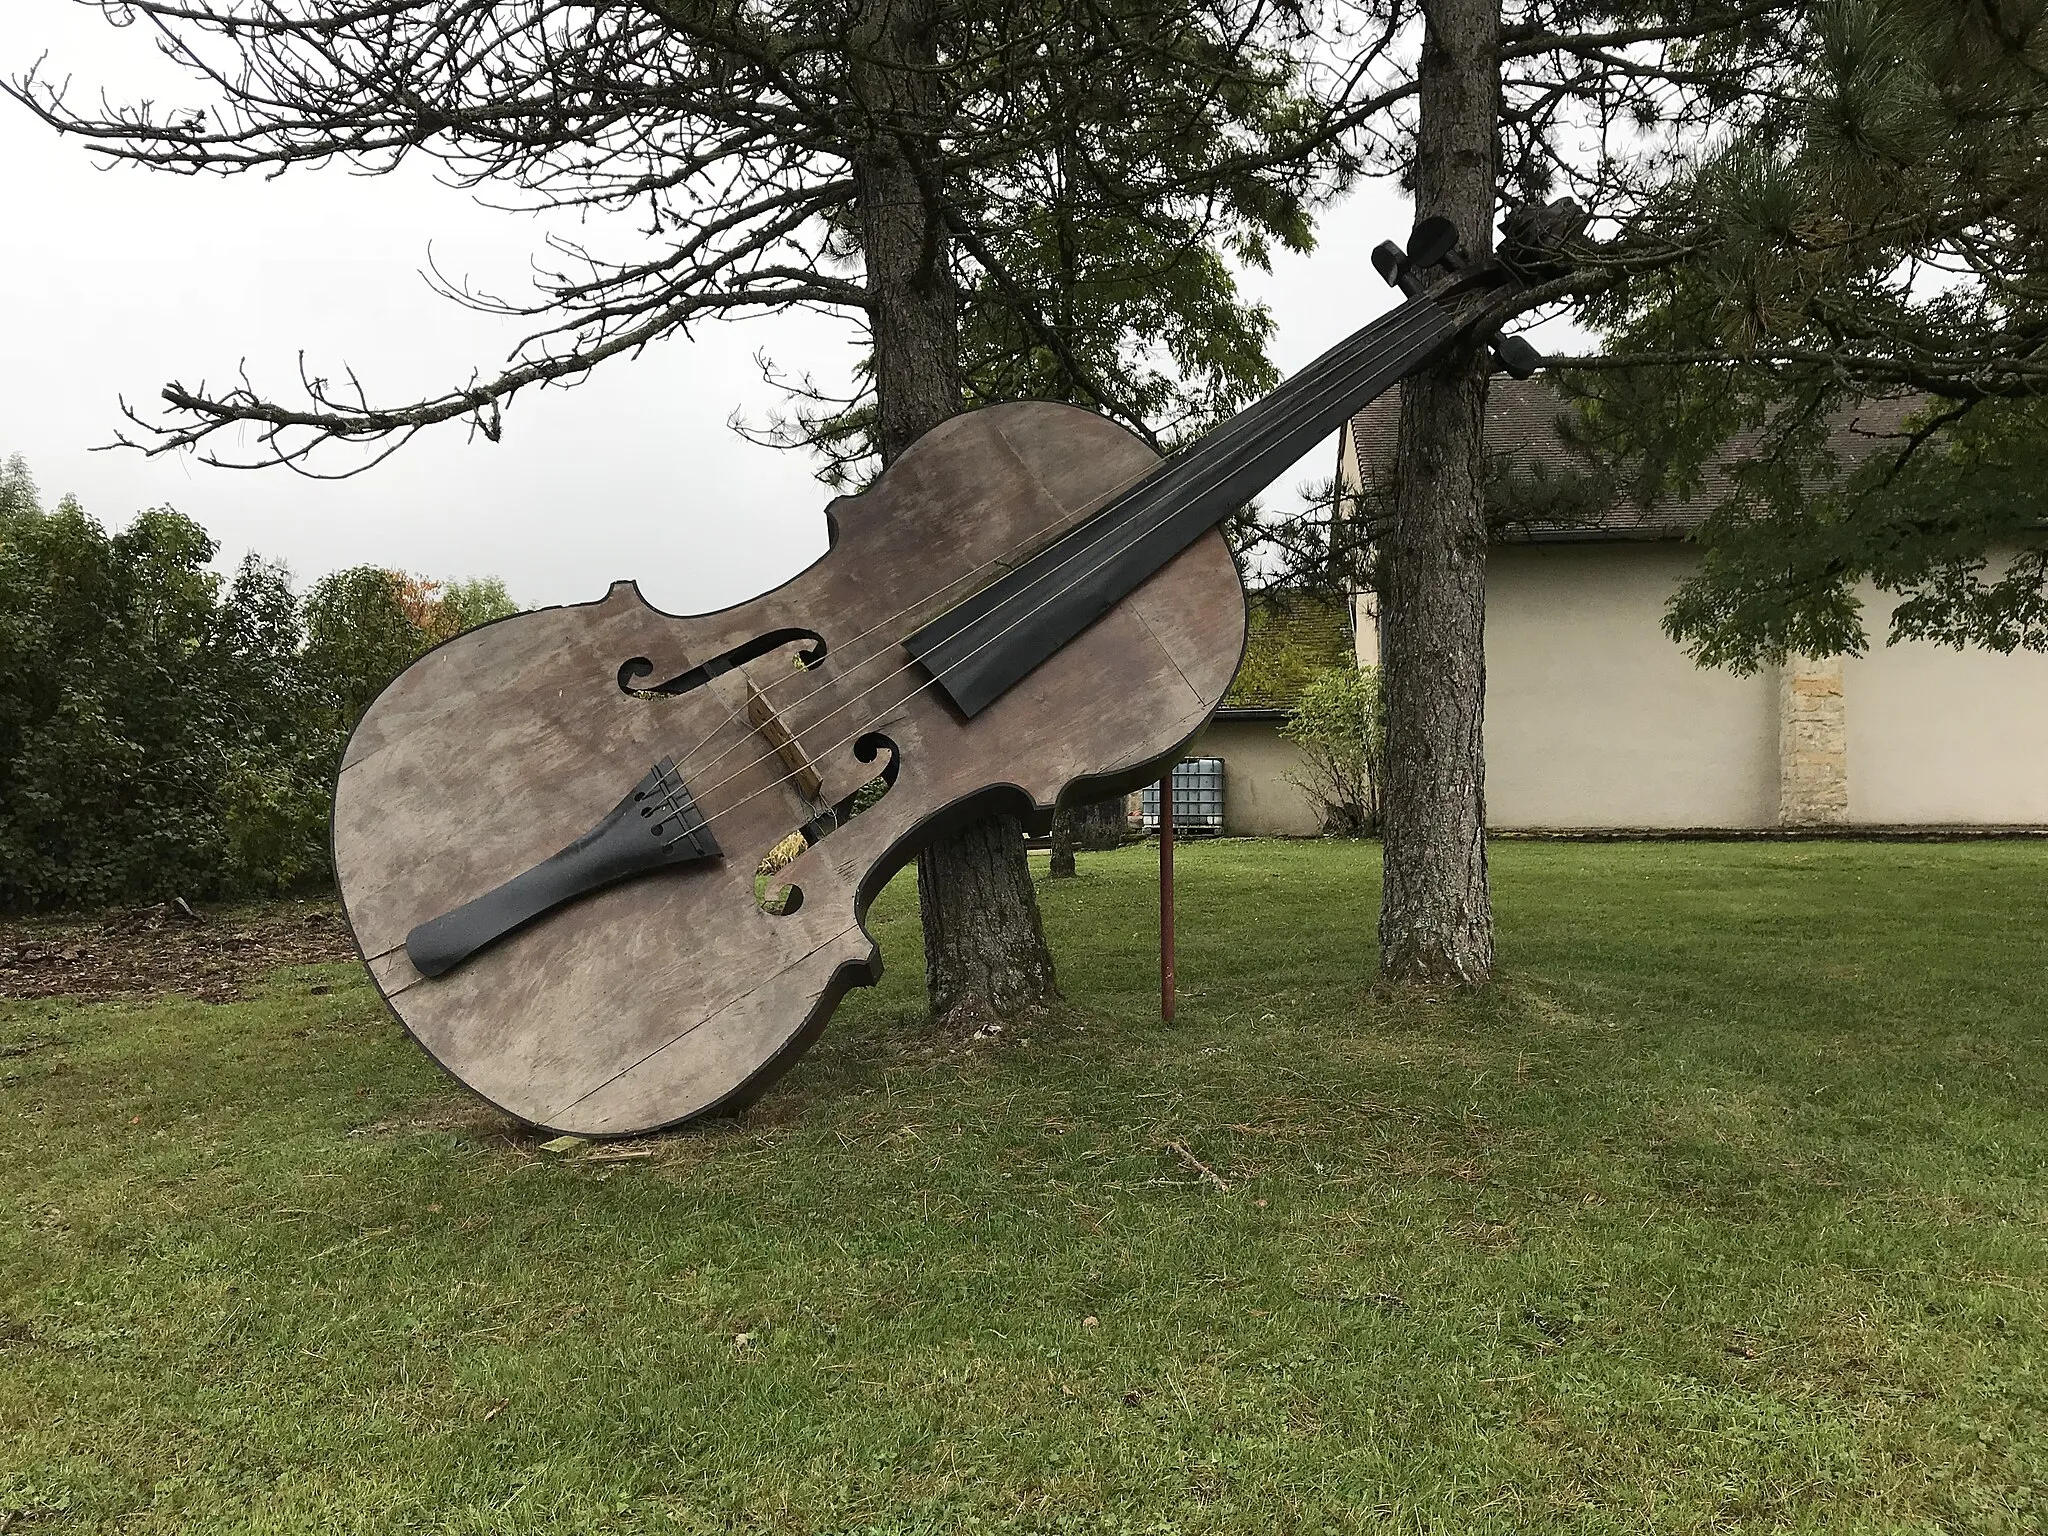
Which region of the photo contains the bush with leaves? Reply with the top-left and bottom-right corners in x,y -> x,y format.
209,553 -> 329,894
2,477 -> 239,905
219,566 -> 514,893
0,456 -> 516,908
1281,664 -> 1386,837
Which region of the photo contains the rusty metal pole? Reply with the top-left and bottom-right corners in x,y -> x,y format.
1159,769 -> 1176,1022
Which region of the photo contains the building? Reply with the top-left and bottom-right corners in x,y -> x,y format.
1189,596 -> 1357,837
1192,377 -> 2048,835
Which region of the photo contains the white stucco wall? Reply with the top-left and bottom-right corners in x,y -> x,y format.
1336,409 -> 2048,829
1187,718 -> 1326,836
1844,589 -> 2048,825
1483,543 -> 1781,829
1211,535 -> 2048,832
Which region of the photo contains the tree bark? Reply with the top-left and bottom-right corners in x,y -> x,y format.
919,813 -> 1058,1025
1048,795 -> 1125,877
1376,0 -> 1500,985
849,0 -> 1060,1027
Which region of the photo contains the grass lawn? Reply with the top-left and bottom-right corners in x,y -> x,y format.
3,840 -> 2044,1534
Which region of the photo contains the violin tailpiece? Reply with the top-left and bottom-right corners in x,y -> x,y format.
403,757 -> 720,979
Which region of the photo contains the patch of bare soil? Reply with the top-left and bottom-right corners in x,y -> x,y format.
0,899 -> 356,1003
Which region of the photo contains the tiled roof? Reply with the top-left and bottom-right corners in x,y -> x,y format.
1344,377 -> 1924,541
1220,594 -> 1354,711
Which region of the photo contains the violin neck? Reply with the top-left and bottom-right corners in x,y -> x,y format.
904,290 -> 1460,719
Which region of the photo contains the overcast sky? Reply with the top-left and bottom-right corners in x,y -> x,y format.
3,4 -> 1586,616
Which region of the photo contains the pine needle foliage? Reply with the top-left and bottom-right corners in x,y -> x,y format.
1559,0 -> 2048,668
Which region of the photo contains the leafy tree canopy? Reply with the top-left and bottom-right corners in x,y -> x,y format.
0,457 -> 517,908
1204,2 -> 2048,672
1558,0 -> 2048,668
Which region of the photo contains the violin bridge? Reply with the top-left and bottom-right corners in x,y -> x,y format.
744,679 -> 828,816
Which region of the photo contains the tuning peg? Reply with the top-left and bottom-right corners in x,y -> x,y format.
1406,217 -> 1460,272
1492,332 -> 1542,379
1371,238 -> 1405,289
1372,218 -> 1464,299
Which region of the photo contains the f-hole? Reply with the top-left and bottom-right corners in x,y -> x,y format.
755,733 -> 900,917
619,628 -> 826,699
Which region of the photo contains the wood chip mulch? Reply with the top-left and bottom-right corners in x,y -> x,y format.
0,899 -> 358,1004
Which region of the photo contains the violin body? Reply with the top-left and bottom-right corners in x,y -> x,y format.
333,402 -> 1246,1137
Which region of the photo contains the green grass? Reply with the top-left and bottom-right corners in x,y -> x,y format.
3,840 -> 2045,1535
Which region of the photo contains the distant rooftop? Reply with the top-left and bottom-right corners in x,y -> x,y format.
1343,377 -> 1923,541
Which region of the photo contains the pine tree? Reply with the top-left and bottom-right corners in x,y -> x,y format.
1270,0 -> 2047,981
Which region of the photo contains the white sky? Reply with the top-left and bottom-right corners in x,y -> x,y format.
2,4 -> 1586,614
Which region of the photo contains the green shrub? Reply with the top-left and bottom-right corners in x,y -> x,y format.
219,744 -> 340,894
1280,663 -> 1386,836
0,454 -> 517,909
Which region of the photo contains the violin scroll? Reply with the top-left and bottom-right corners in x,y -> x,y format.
1372,200 -> 1586,380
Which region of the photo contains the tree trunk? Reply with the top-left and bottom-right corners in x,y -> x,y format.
1049,796 -> 1125,878
919,814 -> 1058,1025
849,0 -> 1060,1027
1376,0 -> 1500,985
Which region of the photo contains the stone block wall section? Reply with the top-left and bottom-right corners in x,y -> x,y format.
1779,654 -> 1849,826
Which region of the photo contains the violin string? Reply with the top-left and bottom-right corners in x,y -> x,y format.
646,456 -> 1165,793
649,291 -> 1445,794
672,297 -> 1447,828
557,291 -> 1468,1123
676,296 -> 1450,837
670,296 -> 1452,842
649,463 -> 1152,788
643,330 -> 1387,785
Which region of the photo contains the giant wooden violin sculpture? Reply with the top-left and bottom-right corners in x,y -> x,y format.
333,213 -> 1561,1136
